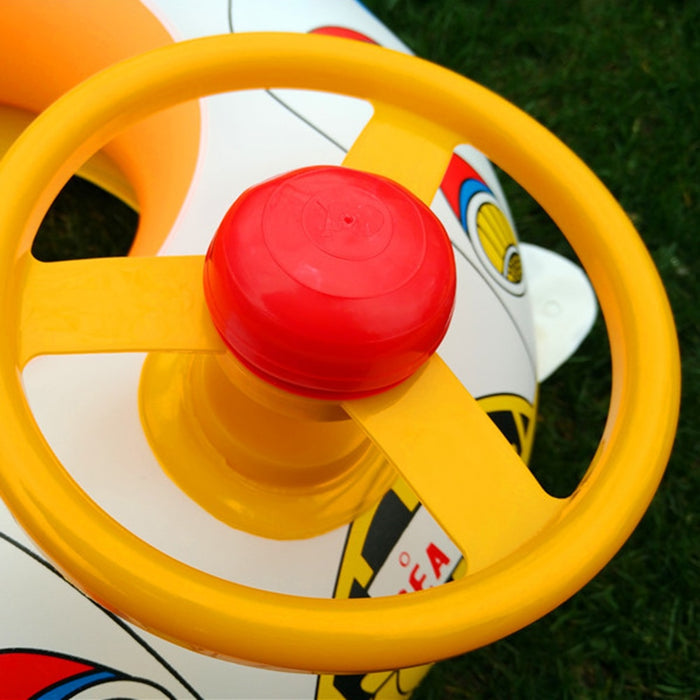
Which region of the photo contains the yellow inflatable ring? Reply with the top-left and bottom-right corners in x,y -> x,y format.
0,33 -> 680,673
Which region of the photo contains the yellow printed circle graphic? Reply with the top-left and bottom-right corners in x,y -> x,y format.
468,191 -> 525,295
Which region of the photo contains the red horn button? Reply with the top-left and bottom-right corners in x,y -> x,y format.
203,165 -> 456,399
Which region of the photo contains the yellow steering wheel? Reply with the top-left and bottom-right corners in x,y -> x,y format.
0,34 -> 680,673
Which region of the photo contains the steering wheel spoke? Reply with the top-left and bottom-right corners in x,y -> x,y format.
343,355 -> 565,574
342,101 -> 459,205
18,255 -> 224,366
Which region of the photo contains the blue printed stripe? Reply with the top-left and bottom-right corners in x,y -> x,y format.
458,179 -> 491,230
36,670 -> 118,700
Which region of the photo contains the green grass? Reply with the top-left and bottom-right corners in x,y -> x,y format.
359,1 -> 699,698
34,1 -> 699,698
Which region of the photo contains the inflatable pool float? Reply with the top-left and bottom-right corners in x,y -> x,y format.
0,2 -> 679,698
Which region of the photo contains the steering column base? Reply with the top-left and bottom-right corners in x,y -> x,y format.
138,350 -> 397,540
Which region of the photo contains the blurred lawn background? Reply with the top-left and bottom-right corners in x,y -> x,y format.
34,1 -> 698,698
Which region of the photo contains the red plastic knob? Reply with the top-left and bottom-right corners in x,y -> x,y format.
203,165 -> 456,399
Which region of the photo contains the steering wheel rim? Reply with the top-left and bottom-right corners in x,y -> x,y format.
0,33 -> 680,673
